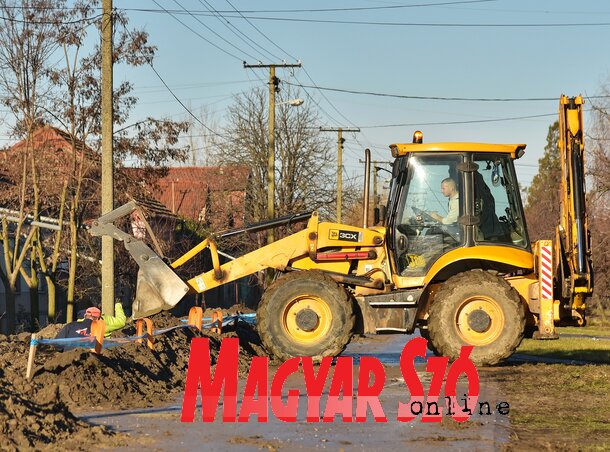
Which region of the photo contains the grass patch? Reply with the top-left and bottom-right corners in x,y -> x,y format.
516,335 -> 610,363
497,364 -> 610,451
557,325 -> 610,337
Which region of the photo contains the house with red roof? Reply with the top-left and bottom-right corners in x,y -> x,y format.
146,165 -> 250,232
0,125 -> 176,330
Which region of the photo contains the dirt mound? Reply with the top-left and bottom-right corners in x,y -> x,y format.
37,323 -> 65,339
2,318 -> 262,412
0,374 -> 120,451
0,313 -> 262,447
202,303 -> 255,316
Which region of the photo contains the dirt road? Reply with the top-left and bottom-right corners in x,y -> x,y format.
84,334 -> 512,451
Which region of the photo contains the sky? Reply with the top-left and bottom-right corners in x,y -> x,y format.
113,0 -> 610,189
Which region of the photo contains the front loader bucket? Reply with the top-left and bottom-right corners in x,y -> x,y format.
88,202 -> 191,319
132,257 -> 190,319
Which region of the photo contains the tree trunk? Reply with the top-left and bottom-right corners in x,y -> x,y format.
29,272 -> 39,331
3,285 -> 16,335
46,275 -> 56,323
67,218 -> 78,322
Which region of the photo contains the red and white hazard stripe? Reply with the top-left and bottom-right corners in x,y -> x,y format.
540,246 -> 553,300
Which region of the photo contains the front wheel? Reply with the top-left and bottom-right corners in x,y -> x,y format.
427,271 -> 525,366
257,270 -> 355,362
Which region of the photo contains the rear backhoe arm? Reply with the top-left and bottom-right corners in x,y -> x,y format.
557,95 -> 593,310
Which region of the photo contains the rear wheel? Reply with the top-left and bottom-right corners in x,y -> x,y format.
427,271 -> 525,366
257,270 -> 355,362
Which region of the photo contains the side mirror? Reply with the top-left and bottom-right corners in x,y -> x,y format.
374,206 -> 387,226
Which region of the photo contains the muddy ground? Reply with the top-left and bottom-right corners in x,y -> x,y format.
491,363 -> 610,451
0,309 -> 261,450
0,311 -> 608,450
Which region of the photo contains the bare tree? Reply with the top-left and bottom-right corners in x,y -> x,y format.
44,2 -> 189,320
214,86 -> 339,247
0,1 -> 190,330
587,89 -> 610,323
185,105 -> 219,166
0,0 -> 66,332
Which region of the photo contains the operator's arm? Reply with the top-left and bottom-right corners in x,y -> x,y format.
441,196 -> 459,225
428,212 -> 443,222
102,302 -> 127,335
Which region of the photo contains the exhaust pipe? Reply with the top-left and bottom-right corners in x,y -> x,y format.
363,148 -> 371,228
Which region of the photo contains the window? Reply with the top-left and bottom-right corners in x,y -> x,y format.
473,154 -> 528,248
393,155 -> 464,276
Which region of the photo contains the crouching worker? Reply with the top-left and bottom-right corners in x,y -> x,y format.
55,302 -> 127,341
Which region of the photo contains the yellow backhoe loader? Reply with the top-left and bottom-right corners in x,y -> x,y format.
90,95 -> 592,366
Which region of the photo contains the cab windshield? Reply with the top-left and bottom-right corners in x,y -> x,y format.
387,152 -> 530,278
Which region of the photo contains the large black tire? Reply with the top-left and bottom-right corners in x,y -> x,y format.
427,271 -> 525,366
257,270 -> 355,362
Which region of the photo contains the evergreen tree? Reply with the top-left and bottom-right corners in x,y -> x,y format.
525,121 -> 561,242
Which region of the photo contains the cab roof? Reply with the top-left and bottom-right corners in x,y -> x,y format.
390,142 -> 527,159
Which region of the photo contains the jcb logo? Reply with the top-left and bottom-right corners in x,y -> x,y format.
329,229 -> 339,240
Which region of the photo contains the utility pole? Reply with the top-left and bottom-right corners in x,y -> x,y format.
243,61 -> 301,244
320,127 -> 360,223
101,0 -> 114,316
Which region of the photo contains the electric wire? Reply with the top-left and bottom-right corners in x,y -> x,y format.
3,0 -> 495,14
150,0 -> 242,61
222,0 -> 354,131
149,1 -> 499,15
170,0 -> 259,61
148,62 -> 226,140
218,16 -> 610,28
283,82 -> 610,102
199,0 -> 278,62
359,112 -> 557,128
0,12 -> 102,25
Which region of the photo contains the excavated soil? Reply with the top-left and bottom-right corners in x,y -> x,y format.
0,310 -> 263,449
0,373 -> 121,451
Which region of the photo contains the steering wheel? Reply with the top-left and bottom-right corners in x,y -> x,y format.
412,206 -> 438,223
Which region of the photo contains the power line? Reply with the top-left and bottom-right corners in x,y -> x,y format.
170,0 -> 260,61
0,0 -> 496,14
198,0 -> 277,62
359,113 -> 557,128
221,0 -> 361,134
132,9 -> 610,28
0,12 -> 102,25
238,0 -> 496,14
148,63 -> 225,139
224,0 -> 358,129
215,16 -> 610,28
283,82 -> 610,102
140,1 -> 498,15
150,0 -> 242,61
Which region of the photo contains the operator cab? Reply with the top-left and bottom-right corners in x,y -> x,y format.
385,135 -> 530,277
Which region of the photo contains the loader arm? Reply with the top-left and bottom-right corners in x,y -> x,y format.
172,211 -> 386,294
557,95 -> 593,311
90,204 -> 385,319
